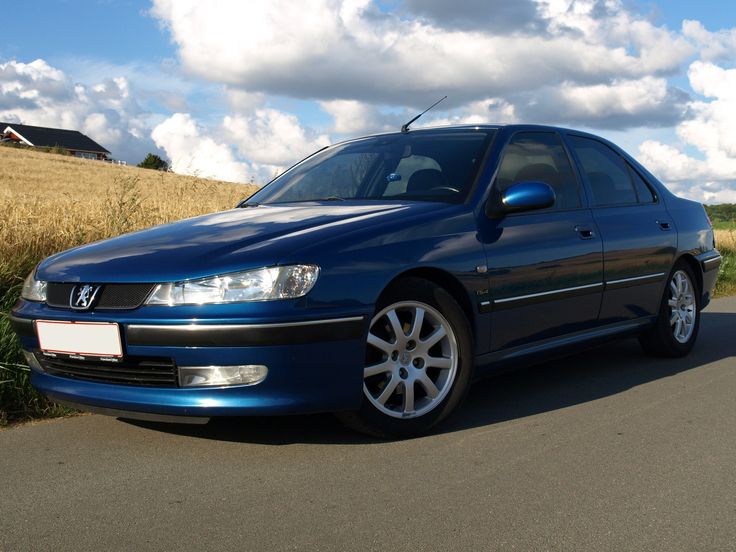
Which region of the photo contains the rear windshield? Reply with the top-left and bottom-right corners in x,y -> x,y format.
248,130 -> 495,204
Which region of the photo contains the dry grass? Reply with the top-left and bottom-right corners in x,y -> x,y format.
714,228 -> 736,297
715,228 -> 735,254
0,147 -> 258,285
0,147 -> 257,424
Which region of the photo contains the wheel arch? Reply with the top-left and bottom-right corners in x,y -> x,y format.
675,253 -> 703,296
380,267 -> 476,333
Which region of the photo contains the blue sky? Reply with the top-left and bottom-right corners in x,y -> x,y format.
2,1 -> 170,63
2,1 -> 736,202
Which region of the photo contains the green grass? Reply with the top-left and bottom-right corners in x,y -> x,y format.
714,227 -> 736,297
0,283 -> 72,426
713,221 -> 736,230
715,257 -> 736,297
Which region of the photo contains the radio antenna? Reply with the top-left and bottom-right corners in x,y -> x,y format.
400,95 -> 447,133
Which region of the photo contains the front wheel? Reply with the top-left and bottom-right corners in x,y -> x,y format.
337,278 -> 474,438
639,262 -> 701,357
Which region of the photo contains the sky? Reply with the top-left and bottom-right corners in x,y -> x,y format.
2,0 -> 736,202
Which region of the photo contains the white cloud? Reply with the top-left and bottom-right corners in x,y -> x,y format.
150,0 -> 694,109
151,113 -> 254,182
682,20 -> 736,62
679,62 -> 736,159
421,97 -> 517,127
636,61 -> 736,203
540,0 -> 694,73
151,109 -> 327,183
83,112 -> 122,148
225,89 -> 267,113
222,108 -> 330,166
637,140 -> 706,182
512,76 -> 689,128
319,100 -> 398,135
402,0 -> 542,33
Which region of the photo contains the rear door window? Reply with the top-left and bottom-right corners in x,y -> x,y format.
568,136 -> 638,206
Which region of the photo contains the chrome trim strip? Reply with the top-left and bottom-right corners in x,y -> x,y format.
703,256 -> 722,265
605,272 -> 665,286
126,316 -> 365,332
493,282 -> 603,305
125,316 -> 367,347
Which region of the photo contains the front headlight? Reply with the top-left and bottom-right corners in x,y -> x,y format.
146,265 -> 320,305
21,269 -> 47,302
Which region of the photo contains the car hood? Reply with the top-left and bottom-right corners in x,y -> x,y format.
37,201 -> 447,283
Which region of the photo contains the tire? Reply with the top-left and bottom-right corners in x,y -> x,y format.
638,261 -> 701,358
337,277 -> 474,439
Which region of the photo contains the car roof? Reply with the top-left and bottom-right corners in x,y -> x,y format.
334,123 -> 601,145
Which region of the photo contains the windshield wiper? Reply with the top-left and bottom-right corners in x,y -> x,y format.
314,196 -> 346,201
238,201 -> 260,208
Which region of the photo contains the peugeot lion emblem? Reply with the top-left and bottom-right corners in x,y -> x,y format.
70,284 -> 101,310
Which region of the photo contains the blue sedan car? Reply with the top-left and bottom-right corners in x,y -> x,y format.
11,125 -> 721,437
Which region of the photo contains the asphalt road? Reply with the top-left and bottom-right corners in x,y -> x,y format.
2,297 -> 735,552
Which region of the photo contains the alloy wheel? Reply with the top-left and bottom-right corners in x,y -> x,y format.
668,269 -> 696,344
363,301 -> 459,419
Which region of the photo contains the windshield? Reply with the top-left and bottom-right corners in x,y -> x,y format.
247,129 -> 495,205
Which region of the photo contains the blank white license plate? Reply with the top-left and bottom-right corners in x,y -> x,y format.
35,320 -> 123,358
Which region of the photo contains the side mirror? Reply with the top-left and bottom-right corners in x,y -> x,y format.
488,181 -> 556,217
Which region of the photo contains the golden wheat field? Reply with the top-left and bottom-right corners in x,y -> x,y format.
0,146 -> 258,284
718,227 -> 736,252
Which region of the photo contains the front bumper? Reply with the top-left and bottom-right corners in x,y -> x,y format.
10,302 -> 371,419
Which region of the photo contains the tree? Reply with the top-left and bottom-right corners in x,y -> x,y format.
137,153 -> 169,171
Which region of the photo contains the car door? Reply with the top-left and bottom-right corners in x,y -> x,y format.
565,134 -> 677,323
478,131 -> 604,351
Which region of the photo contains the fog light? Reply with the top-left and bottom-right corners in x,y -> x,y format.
178,365 -> 268,387
23,351 -> 43,372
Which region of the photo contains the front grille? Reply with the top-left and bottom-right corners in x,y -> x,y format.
46,283 -> 156,310
37,354 -> 177,387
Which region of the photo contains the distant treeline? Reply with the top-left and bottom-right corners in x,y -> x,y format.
704,204 -> 736,223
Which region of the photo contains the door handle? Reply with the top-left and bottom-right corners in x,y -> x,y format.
574,225 -> 595,239
657,220 -> 672,231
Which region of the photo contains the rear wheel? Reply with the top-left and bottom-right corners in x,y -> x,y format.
337,278 -> 473,438
639,262 -> 701,357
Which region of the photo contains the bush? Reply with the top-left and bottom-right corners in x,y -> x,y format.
705,204 -> 736,227
137,153 -> 169,171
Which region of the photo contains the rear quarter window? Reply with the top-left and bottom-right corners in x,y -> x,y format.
628,165 -> 656,203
